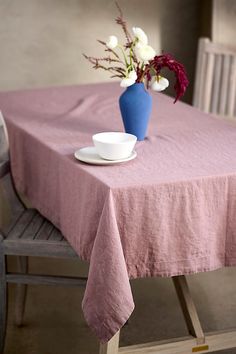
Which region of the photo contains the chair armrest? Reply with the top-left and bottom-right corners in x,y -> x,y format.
0,160 -> 10,178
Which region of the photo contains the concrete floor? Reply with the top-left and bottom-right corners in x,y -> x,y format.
4,257 -> 236,354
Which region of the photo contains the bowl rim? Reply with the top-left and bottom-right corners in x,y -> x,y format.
92,131 -> 137,145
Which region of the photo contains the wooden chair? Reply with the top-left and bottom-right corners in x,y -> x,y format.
0,112 -> 87,354
193,37 -> 236,119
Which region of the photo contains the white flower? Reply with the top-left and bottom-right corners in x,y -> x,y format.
132,27 -> 148,45
120,70 -> 137,87
136,44 -> 156,62
128,70 -> 137,81
120,77 -> 136,87
106,35 -> 118,49
151,76 -> 169,91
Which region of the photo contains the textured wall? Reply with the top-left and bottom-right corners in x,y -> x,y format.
0,0 -> 201,102
212,0 -> 236,46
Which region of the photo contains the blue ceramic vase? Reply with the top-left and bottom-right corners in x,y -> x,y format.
119,82 -> 152,141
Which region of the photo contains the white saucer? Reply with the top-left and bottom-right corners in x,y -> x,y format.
74,146 -> 137,165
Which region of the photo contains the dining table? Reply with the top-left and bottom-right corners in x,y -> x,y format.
0,82 -> 236,354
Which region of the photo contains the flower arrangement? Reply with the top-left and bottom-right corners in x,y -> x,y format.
84,2 -> 189,103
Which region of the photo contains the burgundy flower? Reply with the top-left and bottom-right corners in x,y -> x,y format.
149,54 -> 189,102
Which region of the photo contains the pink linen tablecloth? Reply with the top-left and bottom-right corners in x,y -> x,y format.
0,82 -> 236,342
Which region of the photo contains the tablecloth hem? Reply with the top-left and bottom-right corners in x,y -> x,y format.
127,258 -> 236,279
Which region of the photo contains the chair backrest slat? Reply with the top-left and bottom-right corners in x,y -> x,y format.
0,111 -> 9,163
193,38 -> 208,109
0,111 -> 24,232
193,37 -> 236,120
219,55 -> 230,115
203,52 -> 215,113
227,56 -> 236,117
211,54 -> 222,114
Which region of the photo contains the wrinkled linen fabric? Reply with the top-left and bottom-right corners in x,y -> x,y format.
0,82 -> 236,342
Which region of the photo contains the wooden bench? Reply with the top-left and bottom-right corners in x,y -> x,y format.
0,112 -> 87,354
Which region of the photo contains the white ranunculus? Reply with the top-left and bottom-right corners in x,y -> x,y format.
151,77 -> 169,91
128,70 -> 137,81
106,35 -> 118,49
120,77 -> 136,88
136,44 -> 156,62
120,69 -> 137,88
132,27 -> 148,45
135,42 -> 144,49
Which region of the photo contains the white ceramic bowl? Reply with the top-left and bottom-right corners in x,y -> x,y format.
92,132 -> 137,160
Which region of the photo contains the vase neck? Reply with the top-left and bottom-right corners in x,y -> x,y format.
126,83 -> 145,91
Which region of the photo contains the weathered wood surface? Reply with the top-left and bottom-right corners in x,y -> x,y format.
3,208 -> 78,258
99,331 -> 120,354
172,276 -> 205,344
6,274 -> 87,287
117,330 -> 236,354
15,256 -> 28,326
